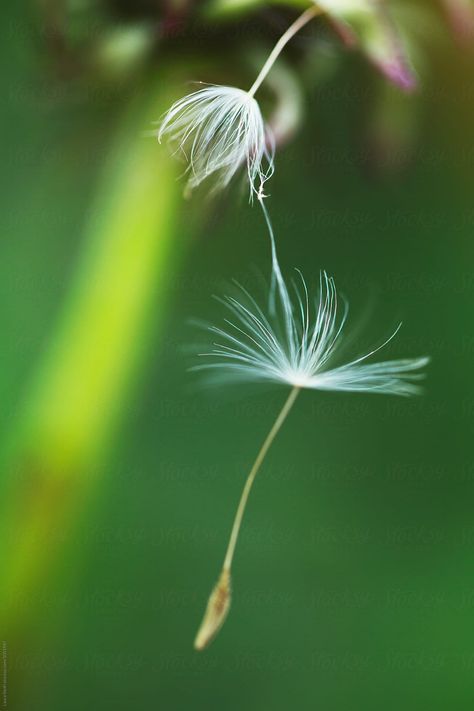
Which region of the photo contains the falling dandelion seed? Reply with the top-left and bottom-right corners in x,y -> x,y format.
156,2 -> 417,198
156,6 -> 322,197
192,201 -> 429,649
158,85 -> 274,198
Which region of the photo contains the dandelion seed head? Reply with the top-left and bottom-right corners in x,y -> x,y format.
157,84 -> 274,198
192,210 -> 429,398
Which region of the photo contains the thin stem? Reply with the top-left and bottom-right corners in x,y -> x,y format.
194,387 -> 300,650
258,195 -> 290,327
223,386 -> 300,572
248,5 -> 323,98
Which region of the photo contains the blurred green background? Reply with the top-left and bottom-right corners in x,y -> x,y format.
1,1 -> 474,709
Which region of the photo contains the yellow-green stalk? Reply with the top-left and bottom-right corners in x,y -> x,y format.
0,79 -> 182,632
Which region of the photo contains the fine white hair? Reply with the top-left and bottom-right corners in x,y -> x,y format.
157,84 -> 274,199
193,202 -> 429,396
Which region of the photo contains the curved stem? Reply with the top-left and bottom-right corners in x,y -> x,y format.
248,5 -> 323,98
194,386 -> 300,650
223,386 -> 300,572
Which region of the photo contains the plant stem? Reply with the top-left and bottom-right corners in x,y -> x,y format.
224,386 -> 300,571
248,5 -> 323,98
194,386 -> 300,650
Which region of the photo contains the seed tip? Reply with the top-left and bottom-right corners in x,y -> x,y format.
194,569 -> 231,651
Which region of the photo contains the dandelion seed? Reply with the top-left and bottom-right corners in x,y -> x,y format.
156,6 -> 322,197
158,85 -> 273,198
192,202 -> 429,649
157,2 -> 418,196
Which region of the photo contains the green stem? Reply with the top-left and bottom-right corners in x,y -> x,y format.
248,5 -> 322,97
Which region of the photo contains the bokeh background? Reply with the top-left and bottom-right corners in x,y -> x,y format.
1,1 -> 474,709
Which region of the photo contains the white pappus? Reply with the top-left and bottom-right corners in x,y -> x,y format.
156,6 -> 322,198
193,203 -> 429,397
157,84 -> 274,199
